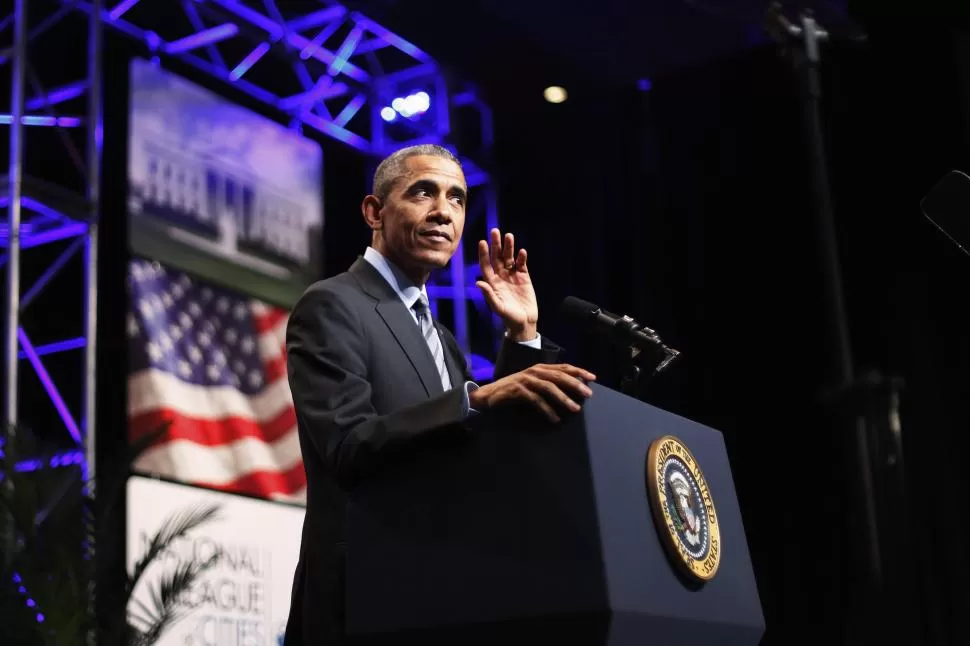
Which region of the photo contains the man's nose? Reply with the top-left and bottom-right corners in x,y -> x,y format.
429,196 -> 455,220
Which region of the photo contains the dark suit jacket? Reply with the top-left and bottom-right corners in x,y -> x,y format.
283,258 -> 561,645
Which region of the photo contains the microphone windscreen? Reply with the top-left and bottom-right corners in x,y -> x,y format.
559,296 -> 599,322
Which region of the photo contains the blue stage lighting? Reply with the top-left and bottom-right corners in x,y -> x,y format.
411,91 -> 430,113
11,573 -> 45,624
387,91 -> 431,120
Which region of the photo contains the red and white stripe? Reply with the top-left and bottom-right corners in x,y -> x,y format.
130,302 -> 307,503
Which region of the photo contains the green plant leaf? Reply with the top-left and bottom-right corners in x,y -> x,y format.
0,420 -> 208,646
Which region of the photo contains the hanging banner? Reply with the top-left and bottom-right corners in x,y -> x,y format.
126,475 -> 305,646
127,57 -> 324,307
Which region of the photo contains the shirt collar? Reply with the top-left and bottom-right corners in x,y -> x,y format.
362,246 -> 427,311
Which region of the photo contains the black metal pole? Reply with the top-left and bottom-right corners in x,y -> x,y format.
85,3 -> 103,645
796,16 -> 886,590
2,0 -> 27,577
786,5 -> 884,581
764,4 -> 885,641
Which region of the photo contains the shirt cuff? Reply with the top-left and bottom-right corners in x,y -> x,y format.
515,332 -> 542,349
463,380 -> 481,418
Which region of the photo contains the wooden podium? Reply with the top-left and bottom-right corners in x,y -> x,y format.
344,384 -> 765,645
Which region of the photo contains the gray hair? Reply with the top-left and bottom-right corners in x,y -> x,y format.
372,144 -> 462,202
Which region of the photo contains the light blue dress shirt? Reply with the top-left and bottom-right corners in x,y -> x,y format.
362,246 -> 541,416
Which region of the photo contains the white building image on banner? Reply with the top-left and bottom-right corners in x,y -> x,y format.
130,139 -> 312,269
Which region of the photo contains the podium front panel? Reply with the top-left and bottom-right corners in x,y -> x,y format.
583,386 -> 765,644
345,407 -> 611,638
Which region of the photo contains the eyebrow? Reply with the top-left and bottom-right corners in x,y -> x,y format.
407,178 -> 467,204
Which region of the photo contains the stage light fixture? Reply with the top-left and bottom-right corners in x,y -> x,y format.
385,91 -> 431,120
380,106 -> 397,122
411,91 -> 431,113
544,86 -> 567,103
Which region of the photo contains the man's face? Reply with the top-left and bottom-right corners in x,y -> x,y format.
373,155 -> 467,276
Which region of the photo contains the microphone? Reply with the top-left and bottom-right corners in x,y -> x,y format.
559,296 -> 680,373
921,170 -> 970,256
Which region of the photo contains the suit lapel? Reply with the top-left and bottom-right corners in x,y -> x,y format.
375,300 -> 444,397
351,259 -> 444,398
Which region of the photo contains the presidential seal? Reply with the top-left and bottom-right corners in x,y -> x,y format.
646,435 -> 721,582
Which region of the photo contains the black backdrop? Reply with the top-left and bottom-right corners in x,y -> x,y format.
453,10 -> 970,646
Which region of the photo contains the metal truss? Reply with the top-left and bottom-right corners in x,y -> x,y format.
77,0 -> 478,157
1,0 -> 101,468
76,0 -> 502,377
3,0 -> 500,473
2,0 -> 501,452
0,0 -> 101,636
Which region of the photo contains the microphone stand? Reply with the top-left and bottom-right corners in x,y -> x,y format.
617,333 -> 680,401
764,5 -> 917,644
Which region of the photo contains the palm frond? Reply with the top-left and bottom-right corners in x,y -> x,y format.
57,611 -> 92,646
126,502 -> 221,599
123,621 -> 148,646
5,553 -> 90,646
128,595 -> 160,632
0,469 -> 41,546
1,425 -> 93,645
128,550 -> 221,646
1,420 -> 184,646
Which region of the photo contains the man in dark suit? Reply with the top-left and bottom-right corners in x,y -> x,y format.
283,144 -> 596,645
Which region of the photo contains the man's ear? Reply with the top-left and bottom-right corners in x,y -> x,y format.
361,195 -> 383,231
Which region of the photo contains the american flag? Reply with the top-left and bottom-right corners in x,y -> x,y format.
127,258 -> 307,503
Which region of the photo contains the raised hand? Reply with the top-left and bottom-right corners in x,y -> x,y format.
468,363 -> 597,423
476,228 -> 539,342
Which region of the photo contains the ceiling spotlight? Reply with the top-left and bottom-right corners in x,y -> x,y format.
544,86 -> 567,104
413,91 -> 431,113
386,91 -> 432,120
